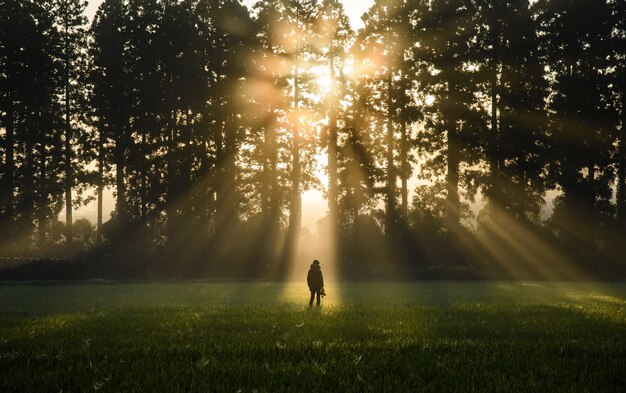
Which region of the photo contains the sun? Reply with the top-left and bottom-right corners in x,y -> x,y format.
315,73 -> 333,94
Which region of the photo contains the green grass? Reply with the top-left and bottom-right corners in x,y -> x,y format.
1,282 -> 626,392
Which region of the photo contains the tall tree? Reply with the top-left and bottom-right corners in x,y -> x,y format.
415,0 -> 484,229
361,0 -> 402,234
535,0 -> 614,256
200,0 -> 253,237
253,0 -> 319,272
336,47 -> 380,233
52,0 -> 89,248
125,0 -> 162,225
250,0 -> 289,229
357,0 -> 423,252
316,0 -> 351,224
0,1 -> 66,252
286,0 -> 317,237
29,0 -> 65,250
476,0 -> 548,221
90,0 -> 132,230
0,0 -> 27,246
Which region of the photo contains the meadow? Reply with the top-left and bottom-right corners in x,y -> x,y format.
1,281 -> 625,392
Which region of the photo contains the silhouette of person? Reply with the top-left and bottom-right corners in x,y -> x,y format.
307,259 -> 324,307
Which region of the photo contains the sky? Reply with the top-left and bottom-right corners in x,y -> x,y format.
85,0 -> 373,29
76,0 -> 374,231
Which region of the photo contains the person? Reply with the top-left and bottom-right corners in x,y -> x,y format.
307,259 -> 324,307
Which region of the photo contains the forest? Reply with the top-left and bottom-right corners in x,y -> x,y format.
0,0 -> 625,280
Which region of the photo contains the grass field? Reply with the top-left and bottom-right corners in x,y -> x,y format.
1,281 -> 626,392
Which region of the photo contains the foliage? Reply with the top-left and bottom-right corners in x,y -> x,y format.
1,0 -> 626,277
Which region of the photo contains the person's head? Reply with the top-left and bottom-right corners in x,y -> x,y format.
313,259 -> 320,266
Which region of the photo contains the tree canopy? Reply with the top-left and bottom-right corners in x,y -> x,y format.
1,0 -> 625,279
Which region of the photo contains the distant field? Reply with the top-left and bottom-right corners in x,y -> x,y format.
1,282 -> 626,392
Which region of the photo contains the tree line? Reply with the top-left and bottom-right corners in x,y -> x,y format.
1,0 -> 625,279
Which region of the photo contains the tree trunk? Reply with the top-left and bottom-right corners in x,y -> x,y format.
64,68 -> 73,247
24,133 -> 35,236
385,73 -> 396,233
258,121 -> 278,265
38,132 -> 47,249
588,163 -> 595,210
261,126 -> 271,218
166,108 -> 177,244
290,58 -> 302,233
280,45 -> 303,277
1,93 -> 15,228
140,128 -> 146,221
489,61 -> 500,203
115,129 -> 126,225
97,132 -> 103,244
199,137 -> 213,223
223,111 -> 237,222
261,121 -> 279,225
181,110 -> 193,218
328,56 -> 338,223
446,83 -> 460,227
488,6 -> 502,208
400,119 -> 408,219
269,124 -> 280,227
214,111 -> 225,228
617,90 -> 626,225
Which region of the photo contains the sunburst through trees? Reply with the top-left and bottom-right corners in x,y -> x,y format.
1,0 -> 625,280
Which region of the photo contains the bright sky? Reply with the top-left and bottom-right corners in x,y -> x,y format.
79,0 -> 373,230
85,0 -> 373,29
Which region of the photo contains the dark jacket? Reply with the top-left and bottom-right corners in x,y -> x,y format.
307,264 -> 324,289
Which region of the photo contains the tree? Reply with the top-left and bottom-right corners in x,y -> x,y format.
51,0 -> 89,248
199,0 -> 254,235
285,0 -> 318,239
612,0 -> 626,226
414,0 -> 485,230
361,0 -> 403,234
1,1 -> 65,252
475,0 -> 548,221
315,0 -> 351,224
90,0 -> 132,230
535,0 -> 615,259
253,0 -> 320,272
0,0 -> 27,247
